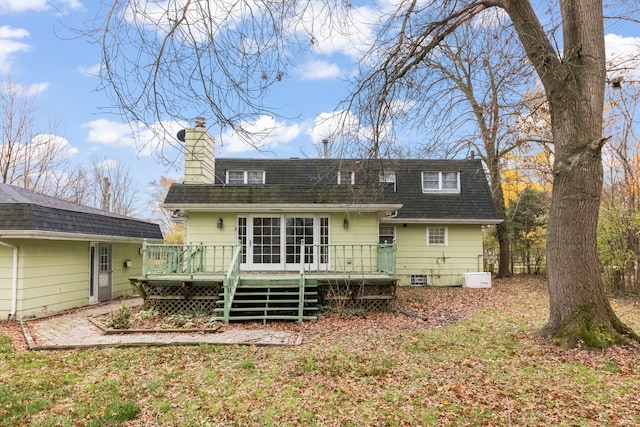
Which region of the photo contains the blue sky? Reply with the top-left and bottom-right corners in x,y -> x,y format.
1,0 -> 639,211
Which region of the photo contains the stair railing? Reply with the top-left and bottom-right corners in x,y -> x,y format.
223,244 -> 243,323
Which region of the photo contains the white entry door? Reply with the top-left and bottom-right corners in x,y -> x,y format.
91,243 -> 112,302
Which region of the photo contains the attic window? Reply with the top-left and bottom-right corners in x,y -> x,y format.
421,172 -> 460,193
379,171 -> 396,192
226,170 -> 265,184
379,171 -> 396,183
337,171 -> 355,185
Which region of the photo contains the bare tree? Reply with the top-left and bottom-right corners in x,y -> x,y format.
350,13 -> 540,278
88,0 -> 354,157
148,176 -> 183,242
353,0 -> 639,347
88,156 -> 141,216
0,77 -> 75,192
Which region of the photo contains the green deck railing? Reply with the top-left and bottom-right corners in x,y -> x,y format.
142,241 -> 237,276
141,241 -> 396,278
223,245 -> 243,323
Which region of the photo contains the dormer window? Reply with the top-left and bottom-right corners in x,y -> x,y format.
337,171 -> 355,185
379,171 -> 396,192
226,170 -> 265,184
421,172 -> 460,193
379,171 -> 396,183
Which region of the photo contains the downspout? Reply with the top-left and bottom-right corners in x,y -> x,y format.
0,240 -> 18,320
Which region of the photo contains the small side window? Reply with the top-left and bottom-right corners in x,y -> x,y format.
426,227 -> 447,246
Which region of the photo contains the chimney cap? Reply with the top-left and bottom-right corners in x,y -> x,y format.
195,117 -> 206,128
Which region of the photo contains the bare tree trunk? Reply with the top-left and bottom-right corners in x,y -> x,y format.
484,152 -> 511,277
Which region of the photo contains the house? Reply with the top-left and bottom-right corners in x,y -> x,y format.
162,119 -> 501,288
0,184 -> 163,320
132,118 -> 500,323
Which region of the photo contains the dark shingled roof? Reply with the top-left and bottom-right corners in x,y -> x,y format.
165,158 -> 500,222
0,183 -> 163,239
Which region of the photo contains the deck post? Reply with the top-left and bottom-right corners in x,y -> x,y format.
141,239 -> 148,278
298,240 -> 306,323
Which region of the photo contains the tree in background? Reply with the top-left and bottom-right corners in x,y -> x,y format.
349,12 -> 536,278
506,186 -> 549,275
0,78 -> 76,192
349,0 -> 639,347
598,78 -> 640,293
148,176 -> 184,243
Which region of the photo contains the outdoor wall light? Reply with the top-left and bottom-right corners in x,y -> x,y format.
343,218 -> 349,229
217,218 -> 223,229
124,259 -> 132,268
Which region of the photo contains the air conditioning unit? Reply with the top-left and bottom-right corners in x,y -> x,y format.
463,272 -> 491,288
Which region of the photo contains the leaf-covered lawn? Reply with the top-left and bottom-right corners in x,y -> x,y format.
1,277 -> 639,426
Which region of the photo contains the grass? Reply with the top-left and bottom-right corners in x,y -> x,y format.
1,277 -> 640,426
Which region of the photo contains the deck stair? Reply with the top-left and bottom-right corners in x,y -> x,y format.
213,278 -> 319,323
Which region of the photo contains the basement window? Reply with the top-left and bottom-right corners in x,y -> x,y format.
410,275 -> 428,286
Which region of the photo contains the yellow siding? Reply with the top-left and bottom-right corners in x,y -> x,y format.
187,212 -> 237,245
330,212 -> 378,245
0,239 -> 146,319
181,212 -> 485,286
395,224 -> 484,286
111,242 -> 145,299
18,240 -> 89,317
0,244 -> 16,319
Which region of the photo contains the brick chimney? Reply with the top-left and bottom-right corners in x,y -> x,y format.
183,117 -> 215,184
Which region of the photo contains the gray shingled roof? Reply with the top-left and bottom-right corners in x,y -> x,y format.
0,183 -> 163,239
164,158 -> 500,222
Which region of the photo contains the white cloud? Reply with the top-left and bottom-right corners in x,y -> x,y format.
296,59 -> 342,80
31,133 -> 79,158
0,25 -> 30,73
81,118 -> 185,158
77,63 -> 102,77
307,109 -> 363,144
0,0 -> 81,13
605,33 -> 640,78
292,1 -> 379,60
218,115 -> 306,154
83,119 -> 137,148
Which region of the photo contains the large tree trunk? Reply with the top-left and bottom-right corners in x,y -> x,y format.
505,0 -> 639,347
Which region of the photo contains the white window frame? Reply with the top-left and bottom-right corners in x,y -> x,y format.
421,172 -> 460,193
379,171 -> 396,183
426,227 -> 448,246
379,171 -> 396,192
378,225 -> 396,244
226,170 -> 266,184
337,171 -> 355,185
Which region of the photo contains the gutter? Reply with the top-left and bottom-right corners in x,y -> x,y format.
0,240 -> 18,320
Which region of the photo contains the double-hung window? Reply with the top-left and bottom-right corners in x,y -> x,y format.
337,171 -> 355,184
427,227 -> 448,246
226,170 -> 265,184
421,172 -> 460,193
378,225 -> 395,244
